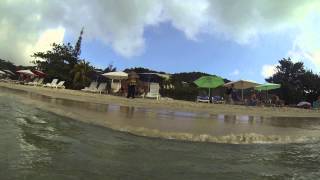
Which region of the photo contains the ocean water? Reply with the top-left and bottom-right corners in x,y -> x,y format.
1,88 -> 320,179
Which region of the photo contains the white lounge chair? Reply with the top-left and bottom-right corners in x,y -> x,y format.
43,79 -> 58,88
27,78 -> 39,85
53,81 -> 65,89
196,95 -> 210,103
90,83 -> 107,94
81,81 -> 98,92
145,83 -> 160,100
111,81 -> 121,93
34,78 -> 44,86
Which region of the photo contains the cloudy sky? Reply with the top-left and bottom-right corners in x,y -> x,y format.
1,0 -> 320,82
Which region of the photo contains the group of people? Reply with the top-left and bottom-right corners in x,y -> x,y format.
225,84 -> 239,104
224,84 -> 283,106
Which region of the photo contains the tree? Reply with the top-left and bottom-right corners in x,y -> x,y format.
31,28 -> 88,89
71,60 -> 93,89
123,67 -> 165,74
266,58 -> 320,104
74,27 -> 84,57
32,43 -> 79,87
0,59 -> 16,72
170,72 -> 210,87
103,64 -> 117,73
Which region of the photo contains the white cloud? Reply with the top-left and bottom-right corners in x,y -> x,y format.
162,0 -> 210,40
261,64 -> 278,78
287,13 -> 320,70
0,0 -> 320,65
230,69 -> 240,76
25,27 -> 65,61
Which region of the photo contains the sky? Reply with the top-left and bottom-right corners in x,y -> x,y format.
1,0 -> 320,83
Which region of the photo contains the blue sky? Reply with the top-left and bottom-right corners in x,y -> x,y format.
76,22 -> 294,83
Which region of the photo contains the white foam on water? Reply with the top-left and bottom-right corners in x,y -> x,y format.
5,89 -> 320,145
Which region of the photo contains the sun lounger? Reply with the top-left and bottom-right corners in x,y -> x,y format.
196,95 -> 210,103
0,77 -> 10,83
145,83 -> 160,100
34,78 -> 44,86
90,83 -> 107,94
81,81 -> 98,92
212,96 -> 225,104
111,81 -> 121,93
26,78 -> 39,85
53,81 -> 65,89
43,79 -> 58,88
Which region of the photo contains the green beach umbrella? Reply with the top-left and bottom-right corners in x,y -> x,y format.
194,76 -> 224,98
255,83 -> 281,100
255,83 -> 281,91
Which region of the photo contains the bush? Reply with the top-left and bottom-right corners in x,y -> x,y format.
161,86 -> 198,101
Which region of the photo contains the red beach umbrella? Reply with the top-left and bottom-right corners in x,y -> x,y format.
16,70 -> 35,76
33,70 -> 46,77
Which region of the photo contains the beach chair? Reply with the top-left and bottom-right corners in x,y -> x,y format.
90,83 -> 107,94
212,96 -> 225,104
1,77 -> 11,83
196,95 -> 210,103
53,81 -> 65,89
43,79 -> 58,88
196,90 -> 210,103
111,81 -> 121,93
145,83 -> 160,100
34,78 -> 44,86
27,78 -> 39,85
81,81 -> 98,92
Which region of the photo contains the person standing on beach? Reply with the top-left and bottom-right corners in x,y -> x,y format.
225,84 -> 234,104
127,72 -> 138,99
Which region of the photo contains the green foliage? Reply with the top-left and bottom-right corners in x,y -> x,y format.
161,86 -> 199,101
103,64 -> 117,73
74,28 -> 84,57
0,59 -> 16,72
71,60 -> 94,89
31,29 -> 89,88
123,67 -> 166,74
266,58 -> 320,104
170,72 -> 210,87
31,43 -> 78,88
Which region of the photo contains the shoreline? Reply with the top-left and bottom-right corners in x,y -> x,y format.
1,82 -> 319,118
2,82 -> 320,144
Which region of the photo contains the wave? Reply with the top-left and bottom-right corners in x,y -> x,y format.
116,127 -> 319,144
6,89 -> 320,145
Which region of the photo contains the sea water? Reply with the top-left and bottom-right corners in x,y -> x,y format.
1,88 -> 320,179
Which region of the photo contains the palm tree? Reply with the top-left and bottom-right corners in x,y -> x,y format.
71,60 -> 93,89
103,64 -> 116,73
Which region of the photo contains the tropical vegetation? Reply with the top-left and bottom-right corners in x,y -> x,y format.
266,58 -> 320,104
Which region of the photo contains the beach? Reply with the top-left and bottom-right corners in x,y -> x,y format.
2,80 -> 320,179
1,82 -> 319,118
2,81 -> 320,145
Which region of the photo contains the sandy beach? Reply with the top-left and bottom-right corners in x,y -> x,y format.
0,82 -> 320,117
1,82 -> 319,118
2,81 -> 320,145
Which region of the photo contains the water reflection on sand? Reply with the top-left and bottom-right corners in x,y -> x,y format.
2,87 -> 320,144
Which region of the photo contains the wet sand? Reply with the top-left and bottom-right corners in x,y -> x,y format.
1,82 -> 320,144
1,82 -> 319,118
